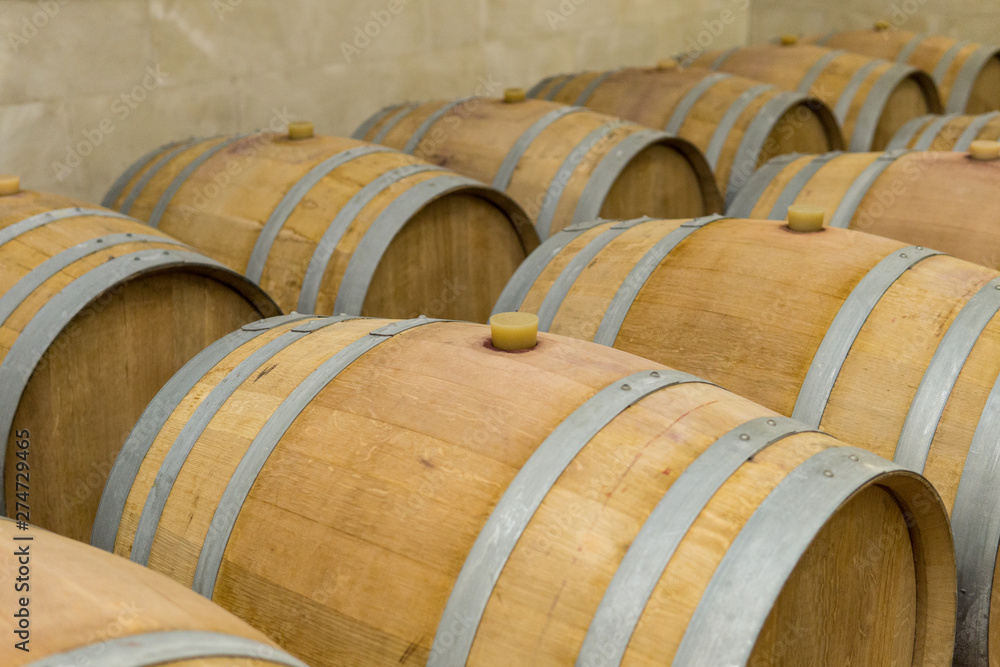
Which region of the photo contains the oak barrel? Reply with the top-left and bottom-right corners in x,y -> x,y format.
0,518 -> 307,666
729,149 -> 1000,269
497,214 -> 1000,664
889,112 -> 1000,150
103,127 -> 539,322
809,27 -> 1000,113
690,43 -> 943,151
91,315 -> 955,666
353,95 -> 723,239
528,63 -> 844,204
0,186 -> 278,543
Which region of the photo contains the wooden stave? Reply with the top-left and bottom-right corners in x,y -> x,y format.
727,150 -> 1000,270
528,65 -> 845,204
104,132 -> 539,322
0,517 -> 305,667
353,96 -> 724,239
691,43 -> 944,151
0,190 -> 278,541
500,215 -> 1000,663
91,316 -> 955,665
809,29 -> 1000,114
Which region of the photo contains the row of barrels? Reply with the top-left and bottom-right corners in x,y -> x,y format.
4,24 -> 1000,667
3,307 -> 958,666
3,182 -> 999,664
10,197 -> 1000,664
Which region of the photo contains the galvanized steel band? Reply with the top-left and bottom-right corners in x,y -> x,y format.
765,151 -> 842,221
103,139 -> 187,209
128,315 -> 358,566
118,138 -> 204,215
0,249 -> 243,514
894,277 -> 1000,472
148,134 -> 250,228
673,447 -> 909,664
428,369 -> 709,665
577,415 -> 815,665
593,215 -> 728,346
192,317 -> 445,597
26,630 -> 310,667
827,150 -> 908,229
791,245 -> 943,428
297,162 -> 446,313
91,313 -> 315,551
248,144 -> 395,284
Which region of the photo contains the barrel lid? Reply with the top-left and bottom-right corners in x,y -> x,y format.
0,175 -> 21,196
288,121 -> 314,140
504,88 -> 527,103
787,204 -> 826,232
969,140 -> 1000,161
490,312 -> 538,350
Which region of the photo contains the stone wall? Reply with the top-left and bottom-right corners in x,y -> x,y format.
0,0 -> 750,202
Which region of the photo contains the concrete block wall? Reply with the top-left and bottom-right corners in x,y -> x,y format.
0,0 -> 750,202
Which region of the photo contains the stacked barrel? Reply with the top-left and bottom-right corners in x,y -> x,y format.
351,93 -> 723,238
5,14 -> 1000,667
527,61 -> 844,203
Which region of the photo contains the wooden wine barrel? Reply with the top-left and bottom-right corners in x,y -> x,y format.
352,95 -> 723,239
690,43 -> 942,151
496,214 -> 1000,664
0,185 -> 278,544
0,518 -> 307,666
728,149 -> 1000,269
91,316 -> 954,666
889,112 -> 1000,150
809,26 -> 1000,113
528,63 -> 844,204
103,125 -> 538,323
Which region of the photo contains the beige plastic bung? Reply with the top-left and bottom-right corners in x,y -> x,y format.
787,204 -> 826,232
656,58 -> 680,70
288,121 -> 315,140
874,20 -> 891,31
504,88 -> 527,104
780,34 -> 799,46
969,140 -> 1000,161
490,312 -> 539,350
0,175 -> 21,196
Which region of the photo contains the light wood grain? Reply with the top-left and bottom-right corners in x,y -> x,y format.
691,44 -> 942,150
742,151 -> 1000,270
514,215 -> 1000,663
532,65 -> 844,198
0,518 -> 295,666
805,29 -> 1000,113
106,317 -> 953,665
108,133 -> 538,323
891,113 -> 1000,149
0,189 -> 276,543
356,96 -> 723,236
